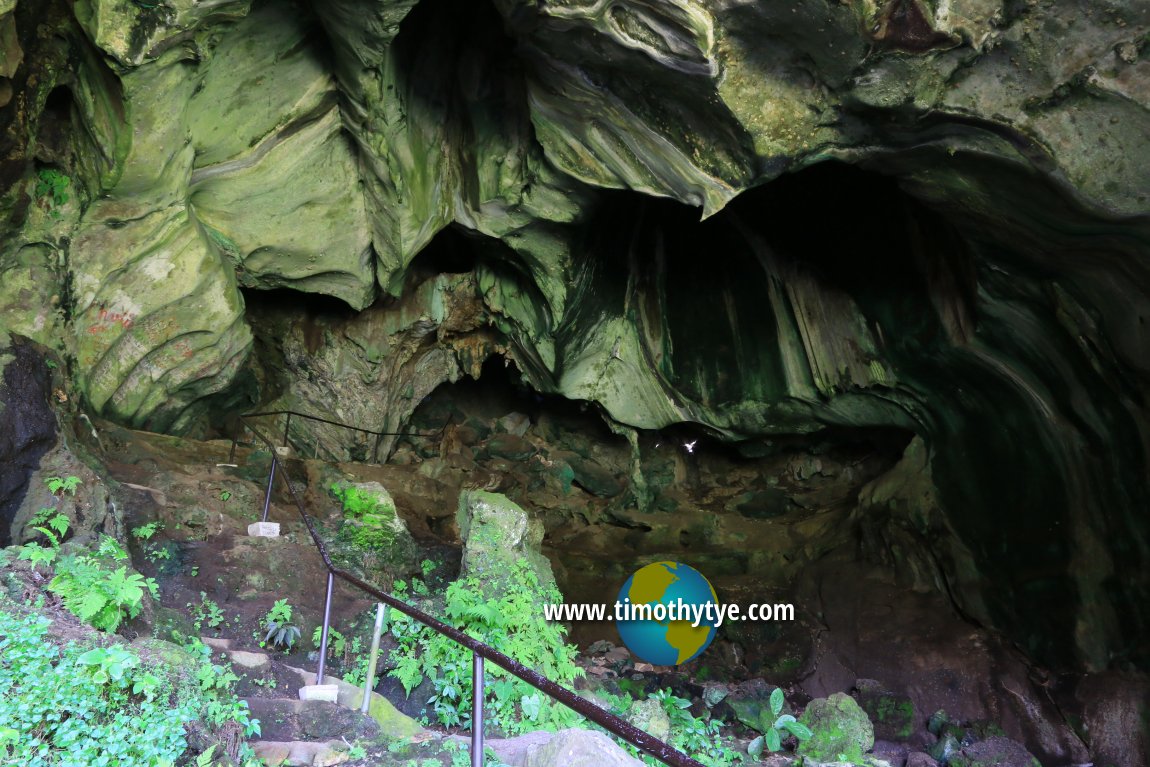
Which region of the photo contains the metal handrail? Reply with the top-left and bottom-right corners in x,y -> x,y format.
232,409 -> 449,464
235,412 -> 704,767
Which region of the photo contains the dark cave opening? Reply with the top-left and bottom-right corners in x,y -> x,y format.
403,225 -> 480,281
391,0 -> 528,139
569,161 -> 975,408
33,85 -> 75,162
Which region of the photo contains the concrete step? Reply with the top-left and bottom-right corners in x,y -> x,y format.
243,697 -> 306,741
200,637 -> 273,670
250,739 -> 350,767
286,665 -> 423,739
245,697 -> 383,750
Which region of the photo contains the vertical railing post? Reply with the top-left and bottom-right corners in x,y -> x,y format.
261,455 -> 277,523
316,571 -> 335,684
283,412 -> 292,450
472,652 -> 484,767
361,603 -> 386,713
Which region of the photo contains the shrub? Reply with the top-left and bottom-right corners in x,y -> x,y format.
388,560 -> 584,735
0,606 -> 258,766
649,688 -> 746,767
48,536 -> 158,633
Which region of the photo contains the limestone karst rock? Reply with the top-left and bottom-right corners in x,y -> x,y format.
0,0 -> 1146,687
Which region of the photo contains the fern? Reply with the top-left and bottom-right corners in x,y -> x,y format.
388,560 -> 584,734
49,552 -> 158,632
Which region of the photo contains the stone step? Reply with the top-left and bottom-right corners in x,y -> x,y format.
250,739 -> 350,767
199,637 -> 273,670
200,636 -> 232,651
286,665 -> 423,739
244,697 -> 306,741
246,698 -> 383,751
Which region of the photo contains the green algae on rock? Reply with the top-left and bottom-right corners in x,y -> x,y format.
798,693 -> 876,764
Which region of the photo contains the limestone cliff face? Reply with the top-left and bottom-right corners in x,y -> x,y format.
0,0 -> 1147,671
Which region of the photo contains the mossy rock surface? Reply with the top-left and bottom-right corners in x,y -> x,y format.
798,692 -> 875,764
855,680 -> 917,741
456,489 -> 556,595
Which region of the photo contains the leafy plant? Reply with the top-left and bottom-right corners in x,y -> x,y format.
0,608 -> 259,766
48,535 -> 159,632
747,687 -> 812,759
189,592 -> 225,632
45,475 -> 80,496
132,522 -> 162,541
16,510 -> 70,568
185,638 -> 261,739
76,645 -> 140,685
311,625 -> 347,660
132,521 -> 174,563
219,490 -> 232,502
263,599 -> 300,650
34,170 -> 70,219
196,745 -> 219,767
388,560 -> 584,735
651,688 -> 744,767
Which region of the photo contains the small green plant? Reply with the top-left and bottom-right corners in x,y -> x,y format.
219,490 -> 232,502
746,687 -> 813,758
132,521 -> 162,540
16,509 -> 70,568
311,625 -> 347,659
251,676 -> 278,690
34,170 -> 70,219
189,592 -> 225,632
196,745 -> 219,767
263,599 -> 300,650
0,726 -> 18,758
132,521 -> 173,563
45,475 -> 80,495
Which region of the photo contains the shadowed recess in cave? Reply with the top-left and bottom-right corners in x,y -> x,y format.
554,160 -> 1150,669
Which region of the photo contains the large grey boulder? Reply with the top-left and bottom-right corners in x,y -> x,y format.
520,729 -> 645,767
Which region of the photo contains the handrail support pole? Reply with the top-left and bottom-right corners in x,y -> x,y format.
361,603 -> 386,713
472,652 -> 484,767
316,571 -> 335,684
261,456 -> 277,523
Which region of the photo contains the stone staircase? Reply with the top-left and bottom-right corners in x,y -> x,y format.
201,637 -> 422,767
201,635 -> 654,767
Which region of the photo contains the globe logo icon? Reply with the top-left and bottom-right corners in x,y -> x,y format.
615,561 -> 719,666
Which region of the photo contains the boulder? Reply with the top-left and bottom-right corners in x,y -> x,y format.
456,490 -> 556,594
626,697 -> 671,743
949,737 -> 1041,767
521,729 -> 645,767
798,693 -> 875,764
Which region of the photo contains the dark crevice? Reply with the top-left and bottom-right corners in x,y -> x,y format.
0,338 -> 57,546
